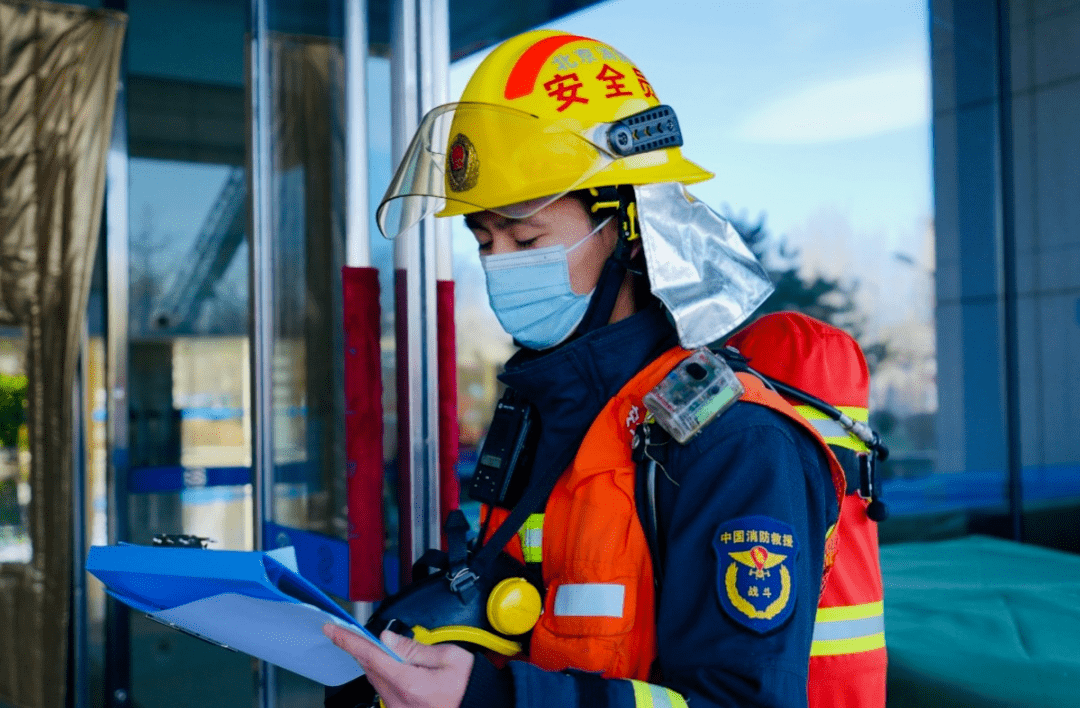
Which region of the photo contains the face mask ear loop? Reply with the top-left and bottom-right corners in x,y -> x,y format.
517,186 -> 635,347
565,216 -> 613,257
569,187 -> 640,339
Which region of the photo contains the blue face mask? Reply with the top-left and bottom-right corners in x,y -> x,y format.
481,217 -> 612,350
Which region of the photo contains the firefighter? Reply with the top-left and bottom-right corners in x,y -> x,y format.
325,29 -> 883,708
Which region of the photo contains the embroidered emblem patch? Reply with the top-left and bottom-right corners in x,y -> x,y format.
714,515 -> 799,634
447,133 -> 478,192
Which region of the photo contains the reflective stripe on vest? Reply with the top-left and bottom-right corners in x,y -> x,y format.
810,600 -> 885,656
519,513 -> 544,563
629,680 -> 689,708
794,405 -> 870,453
552,583 -> 625,618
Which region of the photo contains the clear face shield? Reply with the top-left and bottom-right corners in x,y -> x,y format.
376,102 -> 686,239
378,103 -> 766,349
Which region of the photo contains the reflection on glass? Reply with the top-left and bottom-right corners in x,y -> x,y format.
257,5 -> 351,708
129,160 -> 248,339
117,3 -> 254,706
128,158 -> 252,551
126,158 -> 255,708
262,30 -> 347,550
0,331 -> 30,563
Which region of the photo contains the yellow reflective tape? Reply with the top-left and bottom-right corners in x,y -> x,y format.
521,513 -> 544,531
794,405 -> 870,452
629,680 -> 688,708
815,601 -> 883,623
810,632 -> 886,657
630,680 -> 653,708
795,405 -> 868,422
824,436 -> 870,453
518,513 -> 544,563
812,601 -> 886,657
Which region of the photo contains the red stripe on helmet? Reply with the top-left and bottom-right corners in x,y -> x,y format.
504,34 -> 590,100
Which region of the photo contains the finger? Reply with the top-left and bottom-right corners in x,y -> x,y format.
379,630 -> 455,669
323,624 -> 403,676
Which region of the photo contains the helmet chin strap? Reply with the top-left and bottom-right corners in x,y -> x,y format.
571,185 -> 639,338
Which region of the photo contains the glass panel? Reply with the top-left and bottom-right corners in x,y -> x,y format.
125,155 -> 255,708
366,53 -> 400,594
262,1 -> 347,550
127,158 -> 252,550
120,2 -> 252,706
0,330 -> 30,564
259,2 -> 352,706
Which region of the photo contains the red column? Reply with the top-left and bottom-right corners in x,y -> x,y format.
343,266 -> 384,601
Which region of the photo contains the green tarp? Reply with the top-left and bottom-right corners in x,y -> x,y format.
883,536 -> 1080,707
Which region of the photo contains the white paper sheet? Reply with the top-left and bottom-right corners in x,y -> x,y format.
153,593 -> 369,686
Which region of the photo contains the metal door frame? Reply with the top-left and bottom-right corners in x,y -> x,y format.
102,11 -> 132,703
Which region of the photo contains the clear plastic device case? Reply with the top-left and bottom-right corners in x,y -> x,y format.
643,349 -> 744,443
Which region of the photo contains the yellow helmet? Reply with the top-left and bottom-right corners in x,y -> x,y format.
377,29 -> 714,237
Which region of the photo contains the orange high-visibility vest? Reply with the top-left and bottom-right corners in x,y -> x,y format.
483,345 -> 846,680
728,312 -> 887,708
803,494 -> 887,706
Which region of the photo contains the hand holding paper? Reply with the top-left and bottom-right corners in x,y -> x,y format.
87,544 -> 398,686
323,624 -> 473,708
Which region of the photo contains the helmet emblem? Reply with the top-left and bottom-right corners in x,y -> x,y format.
447,133 -> 479,192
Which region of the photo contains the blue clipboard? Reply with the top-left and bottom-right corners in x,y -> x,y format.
86,544 -> 397,686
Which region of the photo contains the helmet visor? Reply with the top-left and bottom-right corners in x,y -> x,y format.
376,102 -> 618,238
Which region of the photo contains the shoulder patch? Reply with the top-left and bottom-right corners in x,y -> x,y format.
713,515 -> 799,634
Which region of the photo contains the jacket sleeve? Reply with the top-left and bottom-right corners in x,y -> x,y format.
459,401 -> 838,708
650,401 -> 839,707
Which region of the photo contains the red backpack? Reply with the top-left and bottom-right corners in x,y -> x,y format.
726,312 -> 887,708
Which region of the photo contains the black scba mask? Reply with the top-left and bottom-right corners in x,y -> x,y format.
326,509 -> 541,708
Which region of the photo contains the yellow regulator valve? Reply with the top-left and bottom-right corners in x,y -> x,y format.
486,577 -> 542,637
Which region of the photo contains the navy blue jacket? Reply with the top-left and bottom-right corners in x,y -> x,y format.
460,305 -> 839,708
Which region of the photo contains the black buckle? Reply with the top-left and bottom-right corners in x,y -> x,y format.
444,509 -> 480,602
606,105 -> 683,157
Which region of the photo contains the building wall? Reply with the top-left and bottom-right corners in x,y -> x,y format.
1010,1 -> 1080,474
932,0 -> 1080,479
